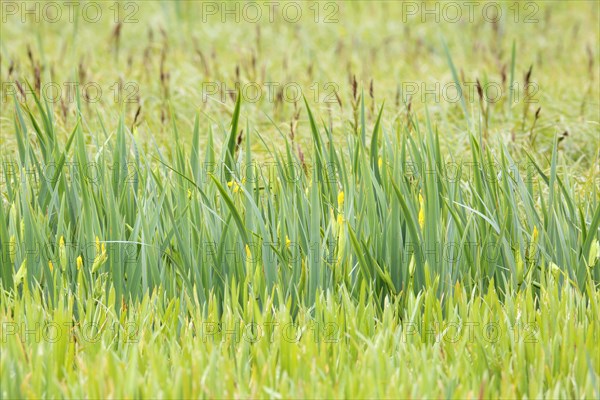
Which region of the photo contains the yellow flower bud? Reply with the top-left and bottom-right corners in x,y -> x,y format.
76,256 -> 83,270
228,179 -> 244,193
338,191 -> 344,208
91,238 -> 108,273
59,236 -> 67,271
418,194 -> 425,230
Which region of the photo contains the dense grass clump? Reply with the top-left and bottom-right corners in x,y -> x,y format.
1,90 -> 599,398
2,92 -> 598,304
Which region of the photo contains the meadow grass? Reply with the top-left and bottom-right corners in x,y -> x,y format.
2,272 -> 599,398
1,87 -> 598,398
1,1 -> 599,398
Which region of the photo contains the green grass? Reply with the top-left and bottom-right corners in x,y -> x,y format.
1,90 -> 598,398
1,1 -> 599,398
2,272 -> 599,398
